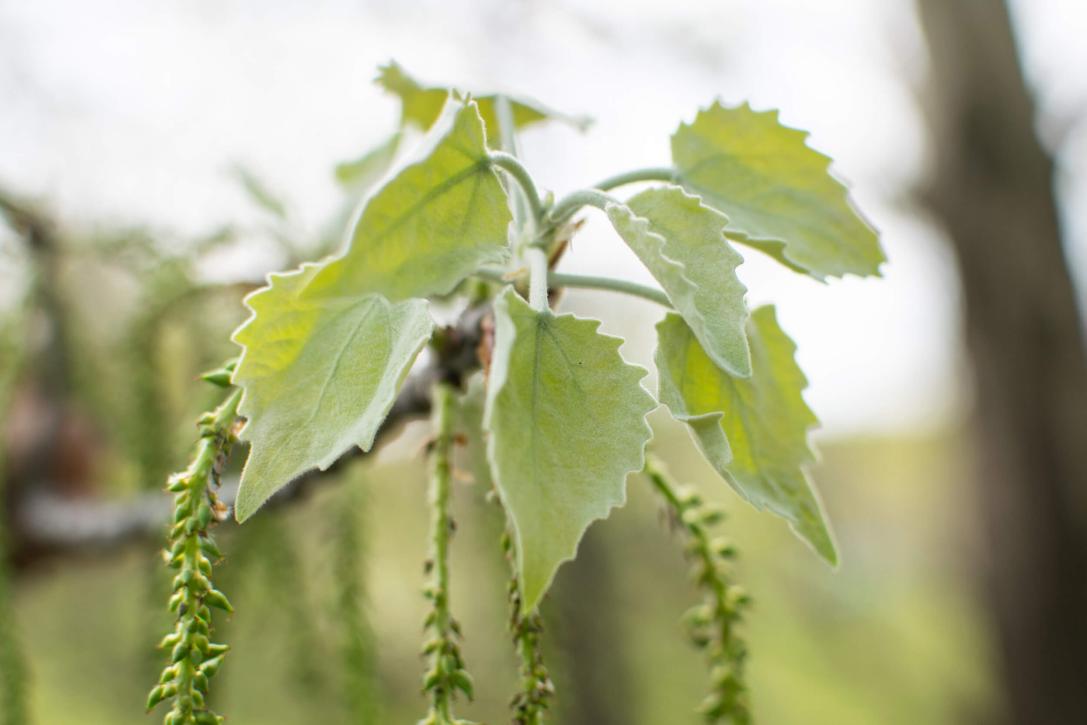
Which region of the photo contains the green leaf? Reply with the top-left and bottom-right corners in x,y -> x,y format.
655,307 -> 836,563
377,60 -> 591,135
485,288 -> 655,610
605,185 -> 751,377
671,102 -> 884,280
306,98 -> 512,302
334,131 -> 402,191
231,263 -> 434,521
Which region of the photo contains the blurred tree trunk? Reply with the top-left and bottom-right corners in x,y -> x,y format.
917,1 -> 1087,723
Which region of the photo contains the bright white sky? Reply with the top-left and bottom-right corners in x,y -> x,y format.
1,0 -> 1084,436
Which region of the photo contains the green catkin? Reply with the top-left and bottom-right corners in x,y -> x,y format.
0,329 -> 29,725
419,382 -> 475,725
147,383 -> 241,725
501,531 -> 554,725
250,513 -> 326,695
645,457 -> 752,724
330,481 -> 380,723
0,548 -> 27,725
0,462 -> 29,725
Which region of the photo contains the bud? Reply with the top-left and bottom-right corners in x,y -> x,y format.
158,633 -> 181,651
710,537 -> 737,559
200,655 -> 225,678
699,504 -> 726,526
451,670 -> 474,700
146,685 -> 169,711
198,536 -> 223,560
204,589 -> 233,613
206,643 -> 229,657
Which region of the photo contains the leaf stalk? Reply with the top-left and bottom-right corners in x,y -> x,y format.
474,269 -> 670,308
592,166 -> 677,191
488,152 -> 545,224
547,189 -> 619,226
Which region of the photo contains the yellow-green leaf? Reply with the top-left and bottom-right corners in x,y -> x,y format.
334,131 -> 402,191
377,60 -> 591,135
605,185 -> 751,377
672,102 -> 883,280
655,307 -> 836,563
485,288 -> 655,611
232,263 -> 433,521
307,98 -> 512,302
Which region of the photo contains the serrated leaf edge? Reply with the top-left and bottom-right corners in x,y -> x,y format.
654,308 -> 838,565
484,288 -> 656,610
672,99 -> 884,281
230,263 -> 434,520
605,184 -> 752,377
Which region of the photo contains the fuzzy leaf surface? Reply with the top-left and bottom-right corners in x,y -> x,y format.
232,264 -> 433,521
377,60 -> 591,135
307,99 -> 511,302
485,288 -> 655,611
671,102 -> 884,280
606,185 -> 751,376
655,307 -> 836,562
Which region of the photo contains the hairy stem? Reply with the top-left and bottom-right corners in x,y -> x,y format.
488,152 -> 545,224
546,189 -> 619,227
592,166 -> 676,192
527,247 -> 550,312
644,457 -> 751,724
147,381 -> 241,725
490,104 -> 550,314
550,272 -> 670,307
420,383 -> 473,725
474,269 -> 670,308
494,95 -> 532,229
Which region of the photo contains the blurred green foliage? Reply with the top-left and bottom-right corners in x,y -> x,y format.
12,422 -> 994,724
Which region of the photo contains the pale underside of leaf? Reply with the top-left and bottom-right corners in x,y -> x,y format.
306,98 -> 512,303
376,60 -> 591,135
231,263 -> 434,521
485,288 -> 656,611
671,101 -> 884,281
605,184 -> 751,377
655,307 -> 837,563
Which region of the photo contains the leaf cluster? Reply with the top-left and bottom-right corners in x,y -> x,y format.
219,62 -> 883,722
